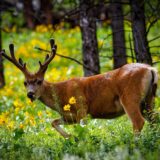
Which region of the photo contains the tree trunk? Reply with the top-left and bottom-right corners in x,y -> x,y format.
23,0 -> 35,29
40,0 -> 53,24
79,0 -> 100,76
110,0 -> 127,69
0,9 -> 5,88
130,0 -> 152,65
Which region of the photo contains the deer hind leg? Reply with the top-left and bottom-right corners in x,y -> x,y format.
142,84 -> 157,124
51,118 -> 71,138
120,95 -> 145,135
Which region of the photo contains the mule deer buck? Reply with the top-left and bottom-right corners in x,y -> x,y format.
0,39 -> 158,138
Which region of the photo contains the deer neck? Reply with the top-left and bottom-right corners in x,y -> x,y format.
39,80 -> 62,113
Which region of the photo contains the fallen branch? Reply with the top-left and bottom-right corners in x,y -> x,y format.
35,47 -> 98,74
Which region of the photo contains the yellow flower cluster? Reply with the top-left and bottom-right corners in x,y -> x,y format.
7,121 -> 15,129
0,86 -> 14,97
38,111 -> 42,117
13,100 -> 23,108
0,112 -> 9,125
24,112 -> 36,127
63,96 -> 76,111
16,39 -> 48,59
35,24 -> 53,33
0,111 -> 15,130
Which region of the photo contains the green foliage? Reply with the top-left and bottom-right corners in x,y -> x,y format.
2,10 -> 25,29
0,25 -> 160,160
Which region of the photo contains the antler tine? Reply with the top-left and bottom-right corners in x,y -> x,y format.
38,39 -> 56,73
9,43 -> 27,70
50,38 -> 57,56
1,49 -> 14,62
50,38 -> 55,49
19,58 -> 26,68
43,39 -> 56,65
1,44 -> 28,74
45,54 -> 50,61
1,49 -> 19,67
9,44 -> 16,60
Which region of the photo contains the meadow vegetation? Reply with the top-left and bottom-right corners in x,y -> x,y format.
0,24 -> 160,160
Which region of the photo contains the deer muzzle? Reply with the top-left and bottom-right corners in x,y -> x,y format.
27,92 -> 36,101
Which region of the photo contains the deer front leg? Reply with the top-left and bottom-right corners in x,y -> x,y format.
51,112 -> 77,138
51,118 -> 71,138
76,95 -> 88,124
120,95 -> 145,135
76,108 -> 88,125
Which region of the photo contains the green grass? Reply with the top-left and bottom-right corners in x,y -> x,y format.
0,25 -> 160,160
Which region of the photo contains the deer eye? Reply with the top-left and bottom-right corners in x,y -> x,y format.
24,81 -> 27,86
37,80 -> 42,85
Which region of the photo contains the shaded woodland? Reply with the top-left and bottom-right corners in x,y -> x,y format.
0,1 -> 160,160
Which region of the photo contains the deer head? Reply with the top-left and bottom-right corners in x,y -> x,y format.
1,39 -> 56,101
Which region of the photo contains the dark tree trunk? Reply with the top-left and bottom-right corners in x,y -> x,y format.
40,0 -> 53,24
130,0 -> 152,65
79,0 -> 100,76
110,0 -> 127,69
23,0 -> 35,29
0,9 -> 5,88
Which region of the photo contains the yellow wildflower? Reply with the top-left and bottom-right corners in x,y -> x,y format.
13,100 -> 23,108
25,112 -> 29,117
15,107 -> 20,114
30,116 -> 35,121
19,123 -> 24,129
46,110 -> 52,117
5,87 -> 13,96
69,97 -> 76,104
63,104 -> 71,111
28,116 -> 36,126
0,112 -> 9,125
7,121 -> 15,129
38,111 -> 42,117
27,99 -> 32,105
30,119 -> 36,126
0,118 -> 6,125
40,119 -> 45,123
35,24 -> 49,33
3,111 -> 9,117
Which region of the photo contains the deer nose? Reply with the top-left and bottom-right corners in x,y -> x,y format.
27,92 -> 34,99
